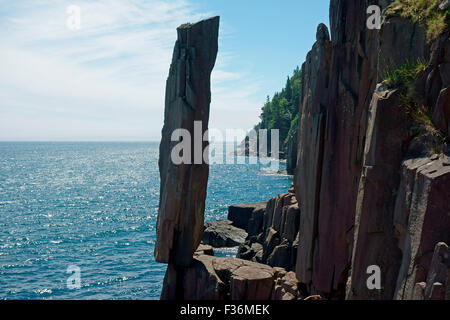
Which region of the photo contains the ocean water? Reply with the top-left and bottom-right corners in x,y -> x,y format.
0,142 -> 292,300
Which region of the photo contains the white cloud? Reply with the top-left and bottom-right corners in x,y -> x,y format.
0,0 -> 262,141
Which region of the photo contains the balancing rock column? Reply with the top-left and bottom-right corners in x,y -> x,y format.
155,17 -> 219,267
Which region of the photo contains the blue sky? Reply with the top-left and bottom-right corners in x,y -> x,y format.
0,0 -> 329,141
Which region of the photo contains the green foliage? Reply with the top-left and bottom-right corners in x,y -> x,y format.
383,59 -> 427,103
383,59 -> 427,112
411,104 -> 434,128
386,0 -> 450,41
286,114 -> 299,144
257,67 -> 302,152
409,104 -> 446,155
383,59 -> 445,152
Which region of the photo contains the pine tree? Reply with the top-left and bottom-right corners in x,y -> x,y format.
251,66 -> 302,158
285,76 -> 292,102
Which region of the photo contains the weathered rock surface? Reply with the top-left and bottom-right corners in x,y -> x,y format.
195,244 -> 214,256
285,125 -> 298,175
298,0 -> 387,298
271,268 -> 300,300
393,157 -> 450,300
292,0 -> 450,300
228,201 -> 267,231
237,187 -> 300,271
293,0 -> 408,298
424,242 -> 450,300
203,220 -> 247,248
440,0 -> 450,11
377,15 -> 428,80
409,242 -> 450,300
347,87 -> 411,300
155,17 -> 219,266
247,203 -> 267,238
433,87 -> 450,139
294,23 -> 331,291
347,23 -> 450,300
161,252 -> 300,300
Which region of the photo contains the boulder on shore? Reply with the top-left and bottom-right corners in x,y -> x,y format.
195,244 -> 214,256
202,220 -> 247,248
161,252 -> 300,300
228,201 -> 268,231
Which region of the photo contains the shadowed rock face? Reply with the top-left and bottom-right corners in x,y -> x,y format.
203,220 -> 247,248
294,22 -> 331,289
424,242 -> 450,300
347,87 -> 411,300
433,87 -> 450,139
228,202 -> 268,231
294,0 -> 393,297
294,0 -> 450,299
237,187 -> 300,272
155,16 -> 219,267
393,157 -> 450,300
347,25 -> 450,300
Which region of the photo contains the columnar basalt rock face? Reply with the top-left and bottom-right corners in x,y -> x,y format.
310,0 -> 400,298
294,0 -> 450,300
155,17 -> 219,267
294,23 -> 331,289
286,127 -> 298,175
411,242 -> 450,300
294,0 -> 391,297
393,157 -> 450,300
433,87 -> 450,139
231,1 -> 450,300
237,188 -> 300,271
347,87 -> 411,300
228,201 -> 267,231
424,242 -> 450,300
377,16 -> 428,79
347,26 -> 450,300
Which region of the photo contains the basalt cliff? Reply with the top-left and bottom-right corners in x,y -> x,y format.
156,0 -> 450,300
293,0 -> 450,300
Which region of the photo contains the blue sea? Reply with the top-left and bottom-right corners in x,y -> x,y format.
0,142 -> 292,300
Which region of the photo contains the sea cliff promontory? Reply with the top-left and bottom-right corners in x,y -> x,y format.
155,1 -> 450,300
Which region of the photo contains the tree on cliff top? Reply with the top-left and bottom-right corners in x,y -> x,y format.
255,66 -> 301,156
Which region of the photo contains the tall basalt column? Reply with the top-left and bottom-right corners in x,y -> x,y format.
155,17 -> 219,267
295,0 -> 386,297
347,87 -> 411,300
294,23 -> 331,289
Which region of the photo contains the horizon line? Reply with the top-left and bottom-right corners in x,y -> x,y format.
0,140 -> 245,143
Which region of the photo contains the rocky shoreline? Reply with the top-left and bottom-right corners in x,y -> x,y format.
201,192 -> 300,273
155,0 -> 450,301
181,187 -> 304,300
161,244 -> 302,300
